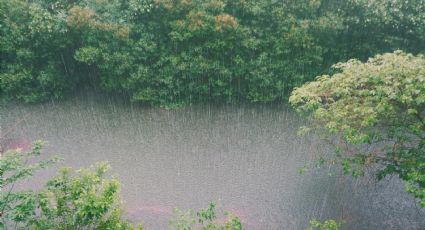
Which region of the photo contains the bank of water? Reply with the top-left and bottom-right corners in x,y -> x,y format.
1,93 -> 424,229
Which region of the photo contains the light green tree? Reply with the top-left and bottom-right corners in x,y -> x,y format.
0,142 -> 142,230
1,141 -> 243,230
0,141 -> 58,229
290,51 -> 425,206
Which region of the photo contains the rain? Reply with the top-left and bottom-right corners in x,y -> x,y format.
1,91 -> 424,229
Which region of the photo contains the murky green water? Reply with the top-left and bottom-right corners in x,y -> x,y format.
1,92 -> 424,229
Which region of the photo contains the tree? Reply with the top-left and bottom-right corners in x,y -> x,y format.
3,0 -> 425,107
0,141 -> 58,229
31,162 -> 142,230
290,51 -> 425,206
1,142 -> 242,229
0,142 -> 142,230
0,0 -> 76,102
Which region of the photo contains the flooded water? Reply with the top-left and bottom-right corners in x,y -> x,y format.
1,92 -> 424,229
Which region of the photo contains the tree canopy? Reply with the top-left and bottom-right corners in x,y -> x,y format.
290,51 -> 425,206
0,142 -> 142,229
1,0 -> 425,107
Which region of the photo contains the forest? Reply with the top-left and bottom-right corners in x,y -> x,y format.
1,0 -> 425,229
1,0 -> 424,106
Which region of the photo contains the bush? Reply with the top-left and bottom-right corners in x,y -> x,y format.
169,202 -> 244,230
307,219 -> 343,230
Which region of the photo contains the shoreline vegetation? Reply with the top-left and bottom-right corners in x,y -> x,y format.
1,0 -> 424,107
1,0 -> 425,229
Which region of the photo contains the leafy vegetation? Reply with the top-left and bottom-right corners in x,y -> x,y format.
0,141 -> 58,228
307,219 -> 343,230
2,0 -> 425,228
0,142 -> 142,229
290,51 -> 425,206
0,142 -> 244,229
1,0 -> 425,107
33,162 -> 143,230
169,202 -> 243,230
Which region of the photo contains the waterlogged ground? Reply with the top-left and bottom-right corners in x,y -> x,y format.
1,92 -> 424,229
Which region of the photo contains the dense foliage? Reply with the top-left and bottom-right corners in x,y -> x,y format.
0,141 -> 58,228
0,142 -> 142,230
290,51 -> 425,206
1,0 -> 425,107
0,142 -> 244,229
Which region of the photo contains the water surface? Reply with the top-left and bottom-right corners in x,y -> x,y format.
1,93 -> 424,229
